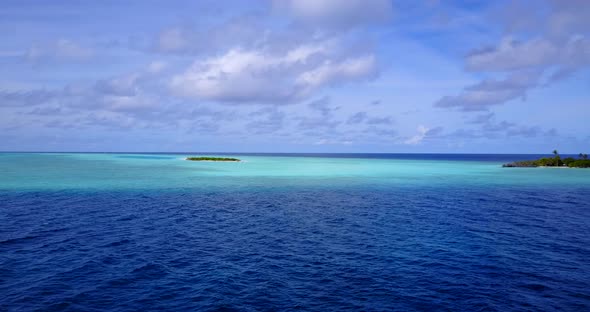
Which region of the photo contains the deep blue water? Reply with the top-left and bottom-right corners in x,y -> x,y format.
1,153 -> 589,311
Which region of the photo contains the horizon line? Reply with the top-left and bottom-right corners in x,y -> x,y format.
0,151 -> 577,155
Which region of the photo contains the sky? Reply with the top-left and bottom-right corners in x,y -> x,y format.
0,0 -> 589,153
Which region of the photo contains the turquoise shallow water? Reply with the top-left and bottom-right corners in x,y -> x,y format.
1,153 -> 589,311
0,153 -> 588,190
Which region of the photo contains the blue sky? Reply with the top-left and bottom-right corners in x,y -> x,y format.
1,0 -> 588,153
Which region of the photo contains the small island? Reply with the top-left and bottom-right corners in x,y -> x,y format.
186,156 -> 241,162
503,150 -> 590,168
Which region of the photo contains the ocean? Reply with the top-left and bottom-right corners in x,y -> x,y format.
1,153 -> 589,311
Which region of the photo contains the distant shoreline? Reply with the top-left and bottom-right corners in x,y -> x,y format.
186,156 -> 241,162
503,152 -> 589,168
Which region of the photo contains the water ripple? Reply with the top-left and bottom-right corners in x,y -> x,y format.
1,186 -> 589,311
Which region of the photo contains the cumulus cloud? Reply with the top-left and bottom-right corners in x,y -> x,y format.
435,70 -> 541,111
437,0 -> 590,112
466,38 -> 558,72
2,61 -> 252,134
296,55 -> 377,90
150,0 -> 383,106
466,36 -> 590,72
273,0 -> 393,29
2,71 -> 157,118
404,125 -> 442,145
169,44 -> 378,104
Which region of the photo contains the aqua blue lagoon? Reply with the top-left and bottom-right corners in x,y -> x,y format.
1,153 -> 589,311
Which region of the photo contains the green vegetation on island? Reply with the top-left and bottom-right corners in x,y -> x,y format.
503,150 -> 590,168
186,156 -> 241,162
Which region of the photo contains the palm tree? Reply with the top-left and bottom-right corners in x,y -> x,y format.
584,154 -> 588,160
580,153 -> 584,159
553,149 -> 560,166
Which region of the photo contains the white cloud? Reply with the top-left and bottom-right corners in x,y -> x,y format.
435,70 -> 541,111
404,125 -> 430,145
295,55 -> 377,91
466,37 -> 559,72
438,0 -> 590,113
169,43 -> 378,104
466,36 -> 590,72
